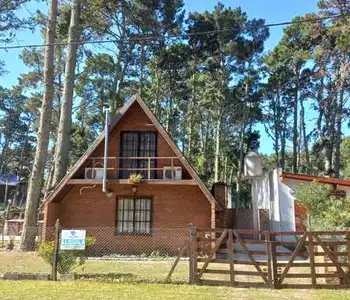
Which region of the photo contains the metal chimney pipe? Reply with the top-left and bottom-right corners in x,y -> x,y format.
102,106 -> 110,193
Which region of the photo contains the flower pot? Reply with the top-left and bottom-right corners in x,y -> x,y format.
128,178 -> 141,184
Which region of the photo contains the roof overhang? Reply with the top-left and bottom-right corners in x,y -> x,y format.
280,172 -> 350,187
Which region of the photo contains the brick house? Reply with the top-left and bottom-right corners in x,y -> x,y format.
44,94 -> 224,254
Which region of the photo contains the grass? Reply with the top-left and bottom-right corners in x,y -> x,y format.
1,253 -> 350,299
1,281 -> 350,300
0,252 -> 188,283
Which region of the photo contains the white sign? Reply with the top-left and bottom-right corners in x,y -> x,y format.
60,229 -> 86,250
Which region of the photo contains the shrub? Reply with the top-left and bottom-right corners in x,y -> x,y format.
38,235 -> 96,274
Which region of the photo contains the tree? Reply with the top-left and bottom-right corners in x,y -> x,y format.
51,0 -> 81,188
20,0 -> 58,251
297,182 -> 350,230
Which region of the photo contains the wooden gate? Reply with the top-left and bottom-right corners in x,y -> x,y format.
191,228 -> 273,288
271,231 -> 350,289
190,228 -> 350,289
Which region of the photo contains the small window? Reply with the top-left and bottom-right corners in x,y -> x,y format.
117,197 -> 152,234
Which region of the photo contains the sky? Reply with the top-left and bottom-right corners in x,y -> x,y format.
0,0 -> 321,154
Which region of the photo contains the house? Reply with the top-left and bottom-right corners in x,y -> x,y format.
43,94 -> 225,254
251,168 -> 350,234
0,174 -> 18,209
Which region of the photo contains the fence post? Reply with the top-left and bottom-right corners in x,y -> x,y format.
188,224 -> 197,284
52,219 -> 60,281
1,225 -> 4,249
228,229 -> 235,286
266,231 -> 273,288
308,232 -> 316,288
270,233 -> 279,289
347,230 -> 350,286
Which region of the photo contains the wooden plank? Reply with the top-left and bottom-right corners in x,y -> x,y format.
198,229 -> 228,279
276,262 -> 310,267
284,274 -> 313,278
313,241 -> 348,246
233,230 -> 269,285
233,249 -> 267,255
314,251 -> 348,256
165,239 -> 188,283
241,239 -> 266,245
234,271 -> 264,276
270,231 -> 306,236
275,252 -> 308,257
277,232 -> 308,285
235,229 -> 268,235
308,233 -> 317,288
228,229 -> 234,285
199,269 -> 231,274
234,260 -> 268,266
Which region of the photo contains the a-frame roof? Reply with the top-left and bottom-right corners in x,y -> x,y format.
47,94 -> 219,208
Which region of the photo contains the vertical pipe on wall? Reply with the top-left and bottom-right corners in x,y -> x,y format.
103,106 -> 110,193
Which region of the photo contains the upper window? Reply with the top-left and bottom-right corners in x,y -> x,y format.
117,197 -> 152,234
120,132 -> 157,179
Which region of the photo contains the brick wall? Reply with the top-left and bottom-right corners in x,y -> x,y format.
45,184 -> 212,254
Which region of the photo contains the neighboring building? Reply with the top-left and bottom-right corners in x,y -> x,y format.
44,94 -> 223,254
251,169 -> 350,234
0,174 -> 18,208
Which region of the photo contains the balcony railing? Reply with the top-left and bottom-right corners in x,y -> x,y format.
86,157 -> 183,180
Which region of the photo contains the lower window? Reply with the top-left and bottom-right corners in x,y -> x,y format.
117,197 -> 152,234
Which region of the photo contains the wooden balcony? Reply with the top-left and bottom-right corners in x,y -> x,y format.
67,156 -> 196,185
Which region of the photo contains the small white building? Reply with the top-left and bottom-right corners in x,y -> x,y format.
251,168 -> 350,233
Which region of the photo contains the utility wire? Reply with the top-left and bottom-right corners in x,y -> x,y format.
0,13 -> 348,51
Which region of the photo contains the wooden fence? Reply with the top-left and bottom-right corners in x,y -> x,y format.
188,227 -> 350,289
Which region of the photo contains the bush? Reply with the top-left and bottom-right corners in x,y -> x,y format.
38,235 -> 96,274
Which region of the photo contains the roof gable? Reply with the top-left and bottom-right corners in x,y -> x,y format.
47,94 -> 219,208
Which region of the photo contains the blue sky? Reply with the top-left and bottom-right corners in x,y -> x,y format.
1,0 -> 321,154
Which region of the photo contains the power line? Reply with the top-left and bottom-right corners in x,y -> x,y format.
0,13 -> 347,51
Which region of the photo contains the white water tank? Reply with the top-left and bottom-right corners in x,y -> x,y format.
244,151 -> 263,178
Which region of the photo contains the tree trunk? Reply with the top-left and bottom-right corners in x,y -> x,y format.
300,97 -> 310,173
214,114 -> 221,183
51,0 -> 80,189
292,70 -> 300,173
334,68 -> 345,178
138,43 -> 145,95
20,0 -> 58,251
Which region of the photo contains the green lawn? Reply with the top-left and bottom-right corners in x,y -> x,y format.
1,281 -> 350,300
0,252 -> 188,283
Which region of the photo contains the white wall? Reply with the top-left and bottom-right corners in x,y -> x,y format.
251,169 -> 296,234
